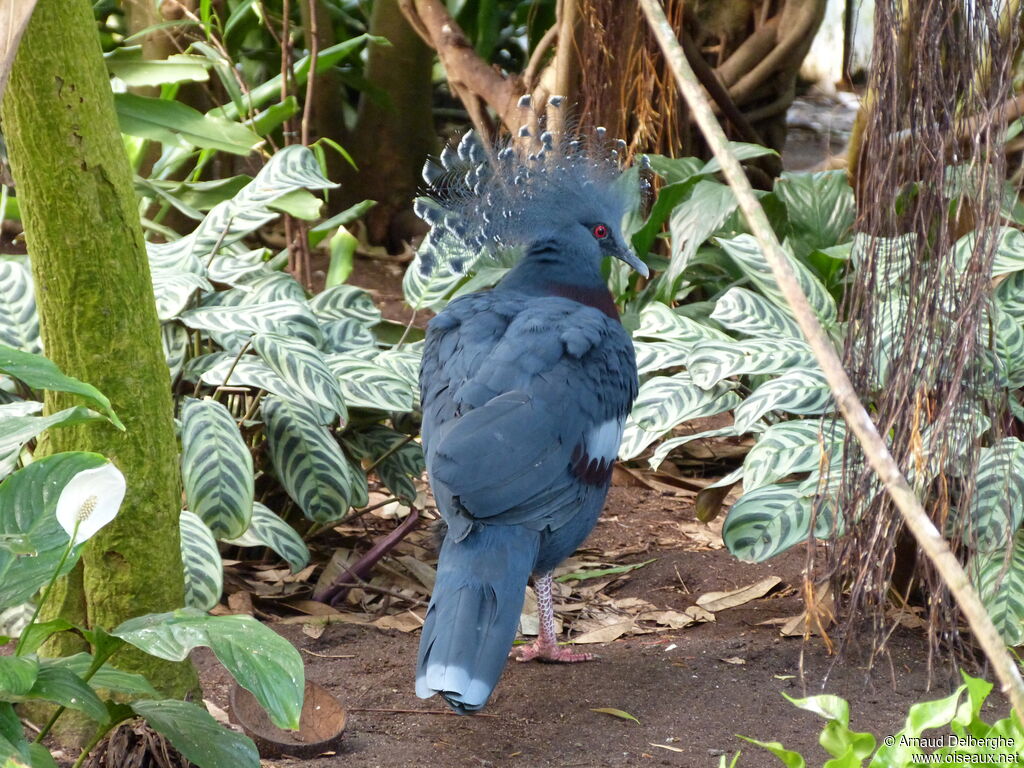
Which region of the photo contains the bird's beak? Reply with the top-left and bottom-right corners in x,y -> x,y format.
616,246 -> 650,278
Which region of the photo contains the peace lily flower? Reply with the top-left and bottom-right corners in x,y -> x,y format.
54,463 -> 126,545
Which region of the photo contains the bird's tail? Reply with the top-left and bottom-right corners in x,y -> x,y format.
416,523 -> 539,713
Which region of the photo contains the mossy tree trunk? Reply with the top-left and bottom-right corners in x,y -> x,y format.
1,0 -> 198,699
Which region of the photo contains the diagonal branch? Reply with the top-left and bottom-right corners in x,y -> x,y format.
641,0 -> 1024,724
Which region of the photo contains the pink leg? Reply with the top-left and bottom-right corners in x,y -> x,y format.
511,573 -> 596,663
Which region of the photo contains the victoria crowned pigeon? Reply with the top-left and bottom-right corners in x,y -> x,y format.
414,98 -> 648,713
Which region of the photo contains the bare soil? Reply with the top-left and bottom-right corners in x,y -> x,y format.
195,486 -> 960,768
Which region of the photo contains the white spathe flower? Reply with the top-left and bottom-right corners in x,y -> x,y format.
55,463 -> 127,545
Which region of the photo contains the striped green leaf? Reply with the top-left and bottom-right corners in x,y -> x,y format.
850,232 -> 915,293
992,305 -> 1024,388
179,300 -> 322,348
723,482 -> 812,563
710,286 -> 802,339
222,502 -> 310,573
147,145 -> 336,274
633,340 -> 691,376
251,333 -> 346,422
744,418 -> 846,491
309,284 -> 382,327
0,406 -> 106,460
152,271 -> 212,321
325,353 -> 416,413
774,171 -> 855,257
180,398 -> 253,539
344,425 -> 424,502
372,348 -> 422,390
634,302 -> 731,345
402,246 -> 467,310
162,322 -> 189,382
194,355 -> 335,423
179,510 -> 223,610
971,531 -> 1024,645
961,438 -> 1024,553
687,338 -> 814,389
261,396 -> 368,523
0,261 -> 41,354
648,425 -> 747,470
319,318 -> 375,354
242,272 -> 307,304
733,368 -> 834,433
620,373 -> 740,460
663,180 -> 737,298
717,234 -> 837,327
207,249 -> 270,286
986,227 -> 1024,277
995,269 -> 1024,323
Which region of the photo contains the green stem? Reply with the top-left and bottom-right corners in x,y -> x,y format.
16,525 -> 79,656
35,639 -> 119,743
70,723 -> 115,768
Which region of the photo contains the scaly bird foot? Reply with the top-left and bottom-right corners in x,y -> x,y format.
510,639 -> 598,663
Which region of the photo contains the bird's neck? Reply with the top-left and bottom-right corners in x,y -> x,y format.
497,239 -> 619,319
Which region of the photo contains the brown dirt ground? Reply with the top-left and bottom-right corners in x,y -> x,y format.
194,485 -> 968,768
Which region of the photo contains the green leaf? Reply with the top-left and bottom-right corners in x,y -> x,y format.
131,699 -> 259,768
222,502 -> 310,574
0,453 -> 108,610
0,345 -> 123,429
717,234 -> 837,328
162,322 -> 189,383
687,338 -> 814,389
633,302 -> 731,346
114,608 -> 304,731
0,657 -> 38,698
711,286 -> 802,339
590,707 -> 641,725
402,250 -> 467,311
14,619 -> 74,657
180,398 -> 254,539
738,736 -> 806,768
649,425 -> 748,470
774,171 -> 855,258
115,93 -> 261,155
620,373 -> 740,460
194,357 -> 333,422
25,663 -> 108,724
325,227 -> 358,288
261,396 -> 368,522
48,654 -> 158,697
319,319 -> 376,354
744,419 -> 846,491
0,262 -> 40,354
325,353 -> 416,413
252,333 -> 347,422
0,407 -> 107,460
179,510 -> 224,611
961,438 -> 1024,553
179,300 -> 322,348
663,181 -> 738,299
699,143 -> 779,175
0,702 -> 31,765
309,285 -> 382,327
734,368 -> 834,433
723,482 -> 812,562
267,189 -> 323,220
343,425 -> 424,503
312,200 -> 377,234
632,339 -> 691,376
971,530 -> 1024,645
556,559 -> 655,583
105,48 -> 210,87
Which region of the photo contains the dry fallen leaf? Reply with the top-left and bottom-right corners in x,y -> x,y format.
720,656 -> 746,665
373,610 -> 425,633
695,576 -> 782,612
203,699 -> 230,726
302,622 -> 326,640
570,620 -> 634,644
591,707 -> 640,724
649,743 -> 684,753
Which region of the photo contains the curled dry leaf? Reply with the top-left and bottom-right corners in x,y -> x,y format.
695,576 -> 782,612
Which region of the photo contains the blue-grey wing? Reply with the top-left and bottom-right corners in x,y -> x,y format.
419,293 -> 637,538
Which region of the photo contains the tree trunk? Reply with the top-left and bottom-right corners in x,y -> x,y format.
1,0 -> 198,700
341,0 -> 437,252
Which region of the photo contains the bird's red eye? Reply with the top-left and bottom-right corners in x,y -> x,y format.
592,224 -> 609,239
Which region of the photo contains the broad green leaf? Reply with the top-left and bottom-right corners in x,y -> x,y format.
723,482 -> 812,562
557,559 -> 655,582
243,272 -> 307,305
194,356 -> 333,422
738,736 -> 806,768
717,234 -> 837,327
14,619 -> 74,657
648,425 -> 746,470
620,373 -> 740,460
162,322 -> 189,382
325,226 -> 358,288
850,232 -> 915,293
687,338 -> 814,389
131,699 -> 259,768
0,262 -> 40,354
633,302 -> 731,346
180,398 -> 254,539
0,345 -> 123,429
261,396 -> 368,522
744,419 -> 846,491
105,48 -> 210,87
971,531 -> 1024,645
983,227 -> 1024,277
50,654 -> 158,697
632,339 -> 691,376
663,180 -> 738,299
0,657 -> 38,698
733,368 -> 834,433
148,145 -> 335,273
179,300 -> 322,348
325,353 -> 416,413
0,407 -> 106,460
774,171 -> 855,258
152,271 -> 212,321
252,333 -> 347,422
222,502 -> 310,573
995,270 -> 1024,323
116,93 -> 260,154
699,143 -> 778,175
960,438 -> 1024,552
206,249 -> 269,286
312,200 -> 378,235
179,510 -> 224,610
0,700 -> 32,765
267,189 -> 323,220
319,318 -> 376,354
402,247 -> 469,310
25,663 -> 108,724
0,453 -> 108,610
710,286 -> 802,339
114,608 -> 304,730
343,426 -> 424,503
309,284 -> 382,327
